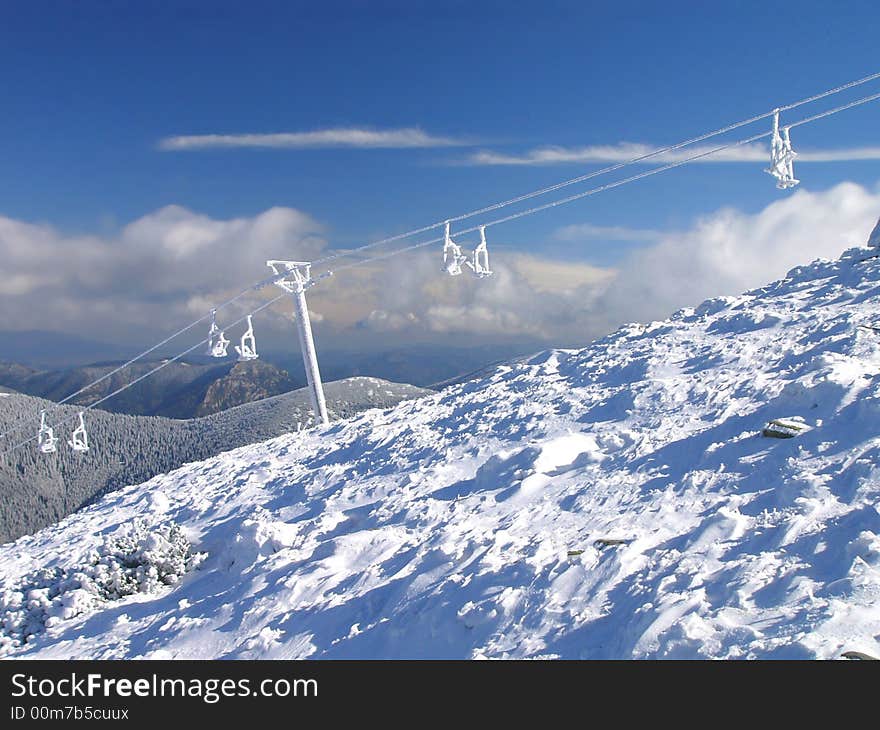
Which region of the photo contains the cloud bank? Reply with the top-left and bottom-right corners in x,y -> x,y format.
0,206 -> 326,343
160,127 -> 472,151
589,182 -> 880,332
2,184 -> 878,356
309,183 -> 880,346
467,142 -> 880,166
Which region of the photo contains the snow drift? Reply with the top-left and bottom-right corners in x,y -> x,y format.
3,240 -> 880,659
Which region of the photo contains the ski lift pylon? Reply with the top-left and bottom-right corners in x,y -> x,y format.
235,314 -> 259,361
465,226 -> 493,278
766,109 -> 800,189
207,308 -> 230,358
38,410 -> 59,454
442,220 -> 468,276
68,411 -> 89,452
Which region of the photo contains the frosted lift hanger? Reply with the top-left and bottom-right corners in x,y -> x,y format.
442,221 -> 468,276
235,315 -> 259,361
67,412 -> 89,453
37,410 -> 59,454
766,109 -> 800,189
466,226 -> 493,278
207,308 -> 230,358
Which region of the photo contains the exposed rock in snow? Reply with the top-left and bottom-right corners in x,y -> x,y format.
3,242 -> 880,659
762,417 -> 812,439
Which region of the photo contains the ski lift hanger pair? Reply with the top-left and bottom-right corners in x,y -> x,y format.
38,409 -> 88,454
443,222 -> 493,278
207,310 -> 259,361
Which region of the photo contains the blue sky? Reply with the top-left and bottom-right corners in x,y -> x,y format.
2,1 -> 880,351
2,1 -> 879,243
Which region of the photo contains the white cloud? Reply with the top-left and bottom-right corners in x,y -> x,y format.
2,185 -> 878,354
0,206 -> 326,342
795,148 -> 880,162
331,183 -> 880,347
467,142 -> 880,166
590,182 -> 880,331
159,127 -> 472,151
328,248 -> 615,341
555,223 -> 664,243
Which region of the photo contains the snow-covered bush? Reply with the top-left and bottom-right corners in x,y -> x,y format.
0,519 -> 203,653
86,519 -> 200,599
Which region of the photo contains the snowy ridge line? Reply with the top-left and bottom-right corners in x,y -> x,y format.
0,292 -> 290,458
327,89 -> 880,272
2,73 -> 879,449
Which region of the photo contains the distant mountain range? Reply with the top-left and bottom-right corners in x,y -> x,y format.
0,328 -> 541,392
0,377 -> 431,544
281,342 -> 543,388
0,359 -> 299,419
0,340 -> 539,419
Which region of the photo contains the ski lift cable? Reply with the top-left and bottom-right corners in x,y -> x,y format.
2,76 -> 879,449
325,89 -> 880,276
786,89 -> 880,128
0,286 -> 266,444
8,70 -> 878,429
0,292 -> 290,458
306,69 -> 880,269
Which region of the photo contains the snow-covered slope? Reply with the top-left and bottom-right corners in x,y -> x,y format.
3,245 -> 880,659
0,377 -> 431,544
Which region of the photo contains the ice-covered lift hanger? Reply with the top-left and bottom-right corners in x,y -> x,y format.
465,226 -> 493,278
442,221 -> 468,276
766,109 -> 800,189
444,221 -> 493,278
235,315 -> 259,361
68,412 -> 89,452
207,308 -> 230,358
37,410 -> 58,454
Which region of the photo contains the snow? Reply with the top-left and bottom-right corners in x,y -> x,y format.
3,244 -> 880,659
0,520 -> 201,652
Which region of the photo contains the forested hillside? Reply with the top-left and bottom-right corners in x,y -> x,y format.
0,377 -> 429,543
0,359 -> 299,418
